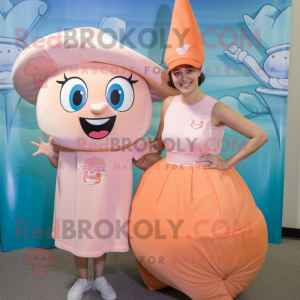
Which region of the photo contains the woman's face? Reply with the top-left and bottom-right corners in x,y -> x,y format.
171,65 -> 201,93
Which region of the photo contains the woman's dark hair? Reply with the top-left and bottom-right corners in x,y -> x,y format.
167,68 -> 206,89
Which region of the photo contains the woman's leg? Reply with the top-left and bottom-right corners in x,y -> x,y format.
93,253 -> 107,279
74,255 -> 89,280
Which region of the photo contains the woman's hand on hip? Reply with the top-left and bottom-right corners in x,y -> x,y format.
196,152 -> 230,170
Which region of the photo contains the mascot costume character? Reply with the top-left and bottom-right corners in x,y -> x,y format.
11,26 -> 179,298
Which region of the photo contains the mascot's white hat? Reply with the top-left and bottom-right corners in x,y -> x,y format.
12,27 -> 179,104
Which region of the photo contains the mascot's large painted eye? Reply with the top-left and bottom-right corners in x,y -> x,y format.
105,76 -> 136,112
59,77 -> 88,112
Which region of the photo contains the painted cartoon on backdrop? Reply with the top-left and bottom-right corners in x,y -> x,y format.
223,5 -> 291,149
0,0 -> 47,141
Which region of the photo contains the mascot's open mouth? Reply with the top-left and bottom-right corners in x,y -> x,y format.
79,116 -> 116,139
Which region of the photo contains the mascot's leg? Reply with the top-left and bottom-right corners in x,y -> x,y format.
129,160 -> 268,299
130,210 -> 267,300
134,257 -> 169,290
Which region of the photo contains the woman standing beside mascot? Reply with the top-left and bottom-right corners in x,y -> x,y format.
129,0 -> 269,299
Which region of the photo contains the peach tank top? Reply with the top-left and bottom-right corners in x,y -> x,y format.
162,94 -> 225,165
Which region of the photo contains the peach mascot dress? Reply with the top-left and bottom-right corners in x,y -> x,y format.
128,1 -> 268,299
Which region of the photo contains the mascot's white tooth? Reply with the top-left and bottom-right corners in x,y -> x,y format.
86,118 -> 109,125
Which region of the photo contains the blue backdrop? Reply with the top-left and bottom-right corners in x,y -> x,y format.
0,0 -> 292,251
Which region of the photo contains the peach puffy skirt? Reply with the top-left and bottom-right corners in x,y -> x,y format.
129,157 -> 268,300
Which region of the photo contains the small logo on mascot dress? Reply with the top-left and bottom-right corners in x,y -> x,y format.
188,115 -> 205,129
176,44 -> 190,55
78,157 -> 107,187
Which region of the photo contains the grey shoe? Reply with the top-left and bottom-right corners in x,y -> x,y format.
90,276 -> 117,300
67,278 -> 91,300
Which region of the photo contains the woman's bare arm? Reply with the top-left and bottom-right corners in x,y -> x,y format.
133,153 -> 162,170
133,96 -> 175,170
211,101 -> 268,167
154,96 -> 175,155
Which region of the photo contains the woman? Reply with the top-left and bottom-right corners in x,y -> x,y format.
129,1 -> 268,299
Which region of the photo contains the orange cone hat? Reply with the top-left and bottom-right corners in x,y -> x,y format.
164,0 -> 205,71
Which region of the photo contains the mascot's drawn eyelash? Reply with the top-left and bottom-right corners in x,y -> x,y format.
56,73 -> 69,85
127,74 -> 138,85
56,73 -> 138,86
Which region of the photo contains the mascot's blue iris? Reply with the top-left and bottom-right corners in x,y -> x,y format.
106,83 -> 124,110
69,84 -> 87,111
